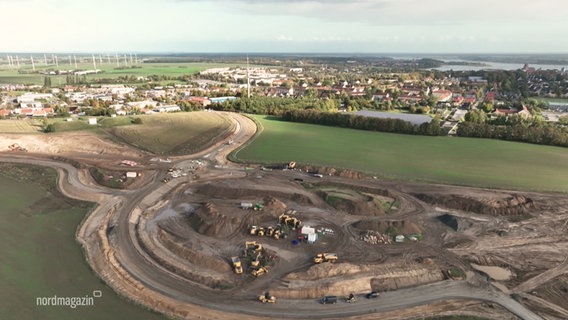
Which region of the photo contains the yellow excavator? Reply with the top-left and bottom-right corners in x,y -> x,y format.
245,241 -> 263,255
251,251 -> 262,268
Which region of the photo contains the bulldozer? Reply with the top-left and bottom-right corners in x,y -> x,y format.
258,292 -> 276,304
313,253 -> 338,264
251,266 -> 268,277
231,256 -> 243,274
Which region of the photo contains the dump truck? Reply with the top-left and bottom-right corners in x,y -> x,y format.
251,266 -> 268,277
314,253 -> 338,264
231,256 -> 243,274
258,292 -> 276,304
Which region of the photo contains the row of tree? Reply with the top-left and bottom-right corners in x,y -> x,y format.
457,118 -> 568,147
281,109 -> 443,136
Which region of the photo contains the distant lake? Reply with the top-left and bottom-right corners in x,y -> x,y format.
433,60 -> 567,71
353,111 -> 431,125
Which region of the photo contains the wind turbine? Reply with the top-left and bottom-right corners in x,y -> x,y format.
73,55 -> 78,69
99,54 -> 103,64
54,55 -> 58,67
135,53 -> 138,64
92,54 -> 97,70
115,53 -> 120,67
15,55 -> 20,68
6,55 -> 12,68
69,55 -> 73,67
130,53 -> 133,65
44,53 -> 48,66
31,55 -> 35,71
247,55 -> 251,98
123,54 -> 127,66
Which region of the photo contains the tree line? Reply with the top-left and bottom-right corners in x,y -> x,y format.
456,121 -> 568,147
281,109 -> 443,136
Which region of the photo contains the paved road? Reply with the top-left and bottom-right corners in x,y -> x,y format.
0,112 -> 545,320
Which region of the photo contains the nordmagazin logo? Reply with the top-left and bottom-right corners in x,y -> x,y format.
36,291 -> 102,309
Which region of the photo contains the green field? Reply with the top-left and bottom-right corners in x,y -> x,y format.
103,112 -> 233,154
233,116 -> 568,192
0,164 -> 165,320
0,62 -> 232,85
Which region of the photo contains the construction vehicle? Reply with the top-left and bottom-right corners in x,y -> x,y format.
258,292 -> 276,304
314,253 -> 338,264
265,226 -> 274,237
279,213 -> 301,229
251,266 -> 268,277
257,227 -> 265,237
278,213 -> 289,224
288,161 -> 296,169
249,226 -> 259,235
345,293 -> 357,303
8,143 -> 27,152
251,251 -> 262,268
273,229 -> 281,240
231,256 -> 243,274
253,203 -> 264,211
245,241 -> 262,253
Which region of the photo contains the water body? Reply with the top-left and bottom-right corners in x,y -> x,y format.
434,60 -> 567,72
353,111 -> 431,125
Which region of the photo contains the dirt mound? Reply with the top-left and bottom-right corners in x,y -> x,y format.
414,193 -> 536,215
320,191 -> 384,216
353,220 -> 422,235
262,195 -> 287,216
187,203 -> 239,238
195,183 -> 313,204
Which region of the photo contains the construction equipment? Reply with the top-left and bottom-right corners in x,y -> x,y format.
249,226 -> 259,235
265,226 -> 274,237
251,251 -> 262,268
257,227 -> 265,237
8,143 -> 27,152
314,253 -> 338,264
273,229 -> 281,240
254,203 -> 264,211
231,256 -> 243,274
245,241 -> 262,253
258,292 -> 276,304
251,266 -> 268,277
279,213 -> 301,229
278,213 -> 289,224
288,161 -> 296,169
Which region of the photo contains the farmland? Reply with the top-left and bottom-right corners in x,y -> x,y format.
233,115 -> 568,192
0,62 -> 231,86
0,164 -> 165,320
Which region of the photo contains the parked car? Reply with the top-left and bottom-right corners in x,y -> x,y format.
365,291 -> 380,299
320,295 -> 337,304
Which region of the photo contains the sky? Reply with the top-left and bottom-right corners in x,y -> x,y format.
1,0 -> 567,53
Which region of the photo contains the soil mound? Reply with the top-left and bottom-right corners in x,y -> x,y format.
196,183 -> 313,204
187,203 -> 239,237
320,191 -> 384,216
300,165 -> 365,179
262,195 -> 287,216
353,220 -> 422,235
414,193 -> 536,215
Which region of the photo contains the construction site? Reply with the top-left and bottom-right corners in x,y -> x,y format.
1,112 -> 567,320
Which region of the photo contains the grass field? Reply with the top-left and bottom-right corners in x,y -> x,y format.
0,62 -> 232,85
233,116 -> 568,192
103,112 -> 233,154
0,164 -> 165,320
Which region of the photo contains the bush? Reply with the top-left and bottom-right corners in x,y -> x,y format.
131,117 -> 143,124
